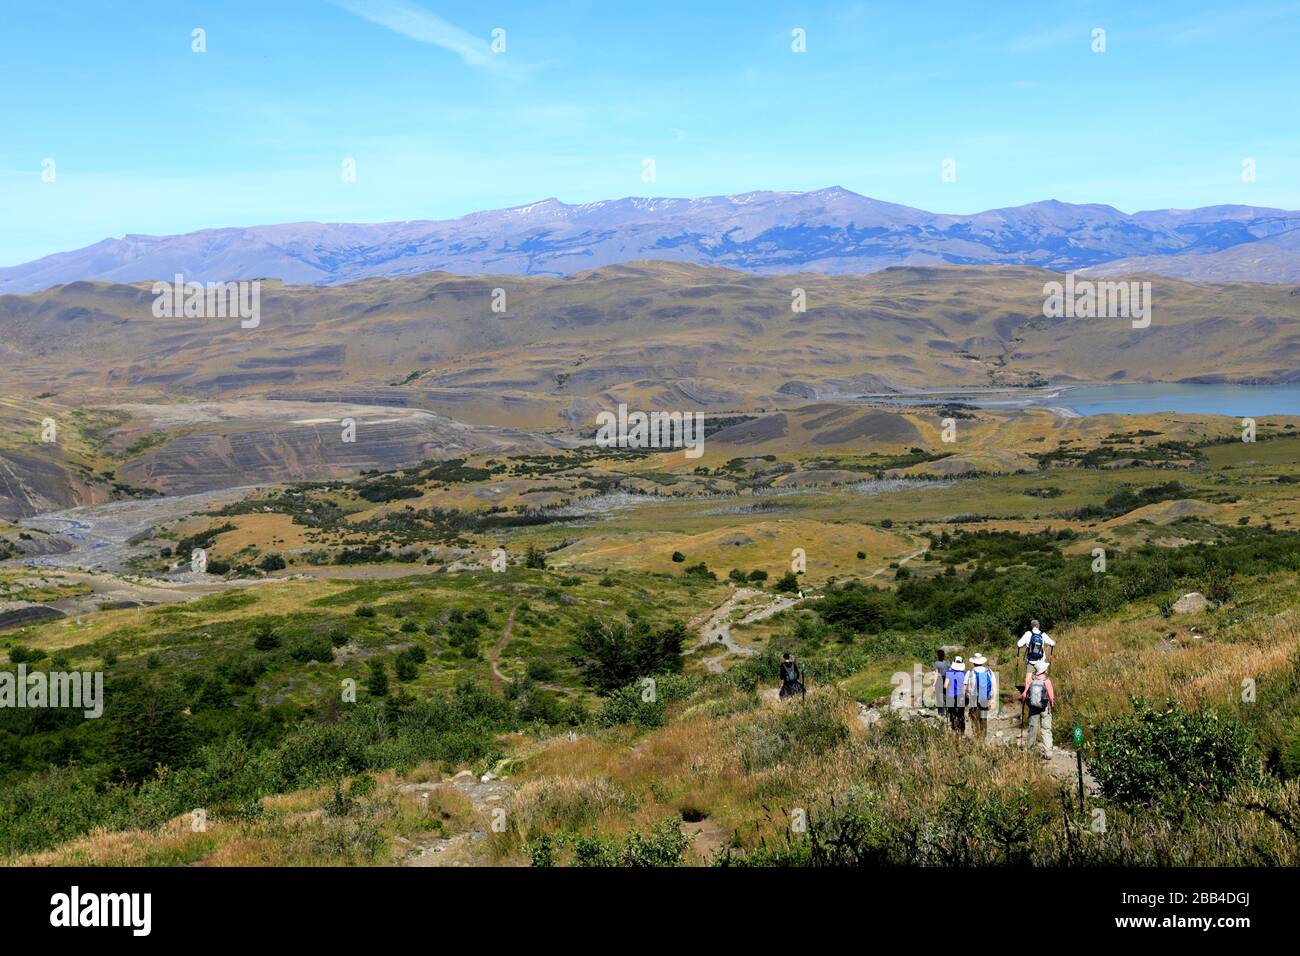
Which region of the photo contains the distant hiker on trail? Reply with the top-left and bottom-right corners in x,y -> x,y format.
944,656 -> 967,734
1020,660 -> 1055,757
779,653 -> 805,700
968,654 -> 994,739
933,649 -> 949,718
1017,620 -> 1055,685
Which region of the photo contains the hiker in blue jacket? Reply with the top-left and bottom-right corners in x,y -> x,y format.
967,654 -> 994,739
944,656 -> 968,734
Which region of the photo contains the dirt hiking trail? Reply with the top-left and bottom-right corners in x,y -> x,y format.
396,770 -> 516,867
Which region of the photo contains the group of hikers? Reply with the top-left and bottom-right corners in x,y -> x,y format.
776,619 -> 1058,757
933,619 -> 1056,756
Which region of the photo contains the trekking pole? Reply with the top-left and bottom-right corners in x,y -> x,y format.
1074,724 -> 1085,811
1013,638 -> 1024,730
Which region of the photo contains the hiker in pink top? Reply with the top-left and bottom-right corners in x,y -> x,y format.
1019,659 -> 1055,757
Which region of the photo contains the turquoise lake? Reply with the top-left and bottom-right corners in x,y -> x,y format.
1043,383 -> 1299,417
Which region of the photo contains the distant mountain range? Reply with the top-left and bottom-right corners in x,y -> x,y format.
5,188 -> 1300,293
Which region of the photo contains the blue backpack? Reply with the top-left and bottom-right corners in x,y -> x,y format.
1026,630 -> 1045,662
972,668 -> 993,707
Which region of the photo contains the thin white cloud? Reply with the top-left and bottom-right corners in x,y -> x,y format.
1006,23 -> 1082,53
329,0 -> 500,69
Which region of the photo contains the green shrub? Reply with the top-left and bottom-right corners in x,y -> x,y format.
621,816 -> 690,866
253,622 -> 281,650
526,659 -> 557,682
773,571 -> 801,594
598,673 -> 701,727
682,562 -> 715,581
290,639 -> 333,664
554,816 -> 689,867
1090,698 -> 1257,805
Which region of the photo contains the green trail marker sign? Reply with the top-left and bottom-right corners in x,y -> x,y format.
1073,725 -> 1085,810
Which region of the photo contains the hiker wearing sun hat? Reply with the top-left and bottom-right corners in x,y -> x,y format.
944,656 -> 968,734
968,654 -> 994,739
1019,659 -> 1055,757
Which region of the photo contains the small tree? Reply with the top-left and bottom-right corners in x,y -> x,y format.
773,570 -> 801,594
525,544 -> 547,569
366,659 -> 390,697
253,622 -> 281,650
571,616 -> 686,694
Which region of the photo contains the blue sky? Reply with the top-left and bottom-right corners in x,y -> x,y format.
1,0 -> 1297,265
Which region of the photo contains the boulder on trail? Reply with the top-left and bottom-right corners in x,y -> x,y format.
1171,592 -> 1210,614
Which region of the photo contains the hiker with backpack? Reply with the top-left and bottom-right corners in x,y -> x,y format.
967,654 -> 994,739
778,653 -> 806,700
944,655 -> 968,734
1020,659 -> 1055,757
1017,619 -> 1055,686
932,649 -> 949,718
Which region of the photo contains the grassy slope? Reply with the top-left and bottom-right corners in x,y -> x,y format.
2,264 -> 1297,419
4,414 -> 1300,866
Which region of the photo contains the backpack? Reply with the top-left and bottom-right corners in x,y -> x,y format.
973,668 -> 993,707
1027,677 -> 1049,712
781,661 -> 799,683
1026,630 -> 1045,662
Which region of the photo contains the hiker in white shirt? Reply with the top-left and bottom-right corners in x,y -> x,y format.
1016,619 -> 1055,686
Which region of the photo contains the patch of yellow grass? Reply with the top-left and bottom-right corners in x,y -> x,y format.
12,815 -> 224,867
1052,607 -> 1300,730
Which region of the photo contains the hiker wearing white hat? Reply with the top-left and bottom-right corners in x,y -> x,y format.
968,654 -> 994,739
1020,659 -> 1055,757
944,656 -> 968,734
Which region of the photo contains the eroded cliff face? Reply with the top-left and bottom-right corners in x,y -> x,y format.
113,407 -> 556,496
0,448 -> 111,521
